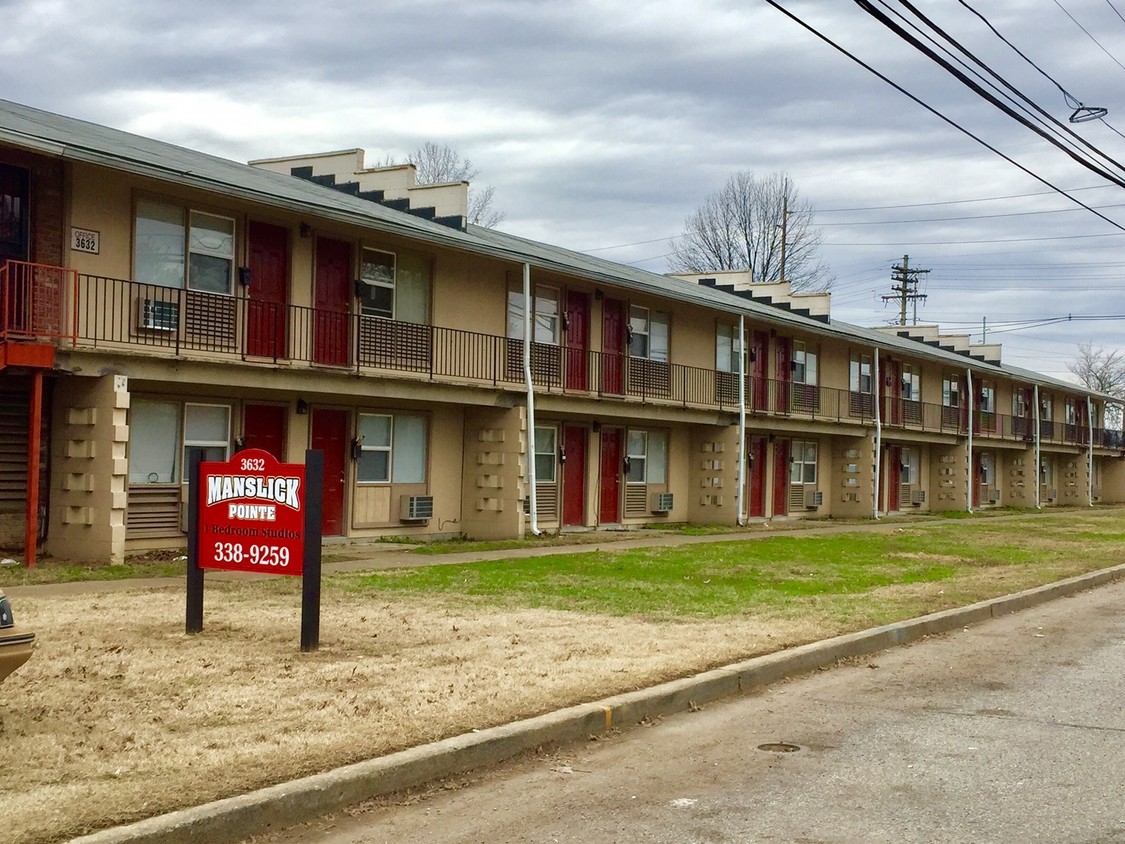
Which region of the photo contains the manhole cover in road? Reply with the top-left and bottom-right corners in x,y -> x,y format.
757,742 -> 802,753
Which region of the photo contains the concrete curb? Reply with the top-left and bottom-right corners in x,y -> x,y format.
70,562 -> 1125,844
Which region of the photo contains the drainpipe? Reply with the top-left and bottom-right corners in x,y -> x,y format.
1034,384 -> 1042,510
1087,395 -> 1095,507
966,367 -> 974,513
736,316 -> 748,526
522,263 -> 541,536
873,347 -> 881,520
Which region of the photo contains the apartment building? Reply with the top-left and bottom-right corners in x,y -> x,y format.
0,99 -> 1122,564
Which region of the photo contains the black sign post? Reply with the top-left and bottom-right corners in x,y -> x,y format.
186,451 -> 204,634
300,449 -> 323,652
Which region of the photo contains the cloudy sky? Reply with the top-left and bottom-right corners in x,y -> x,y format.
4,0 -> 1125,381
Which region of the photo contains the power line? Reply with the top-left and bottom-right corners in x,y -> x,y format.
1052,0 -> 1125,75
816,183 -> 1112,213
763,1 -> 1125,239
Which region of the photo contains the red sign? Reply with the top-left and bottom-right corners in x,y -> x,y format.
198,449 -> 306,575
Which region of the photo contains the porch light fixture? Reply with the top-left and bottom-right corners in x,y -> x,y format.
299,222 -> 312,238
296,398 -> 309,415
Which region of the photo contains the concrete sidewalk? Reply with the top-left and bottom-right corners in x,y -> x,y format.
68,560 -> 1125,844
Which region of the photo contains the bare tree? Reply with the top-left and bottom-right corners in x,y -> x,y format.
405,142 -> 506,228
668,171 -> 832,293
1068,342 -> 1125,428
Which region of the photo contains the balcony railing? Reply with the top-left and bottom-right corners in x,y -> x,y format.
1,266 -> 1115,445
0,260 -> 77,343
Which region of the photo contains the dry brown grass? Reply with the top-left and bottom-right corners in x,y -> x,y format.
6,583 -> 821,843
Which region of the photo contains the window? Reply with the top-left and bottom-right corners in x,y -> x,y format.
629,306 -> 669,361
979,383 -> 995,414
356,414 -> 428,484
901,447 -> 920,485
1013,389 -> 1029,417
134,201 -> 235,294
790,440 -> 818,485
626,429 -> 668,484
533,426 -> 557,484
182,404 -> 231,476
901,365 -> 920,401
358,248 -> 431,323
129,399 -> 181,483
1064,398 -> 1078,426
715,323 -> 742,373
849,355 -> 872,394
1039,457 -> 1054,486
1040,393 -> 1053,421
507,286 -> 560,344
128,400 -> 230,484
793,341 -> 818,386
979,452 -> 995,486
942,374 -> 961,408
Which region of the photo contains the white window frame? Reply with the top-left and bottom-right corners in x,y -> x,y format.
790,440 -> 818,485
629,306 -> 669,362
901,447 -> 920,485
1040,393 -> 1053,422
793,341 -> 818,386
507,285 -> 560,345
850,355 -> 872,394
359,248 -> 396,319
187,211 -> 236,295
942,374 -> 961,409
128,398 -> 182,484
626,429 -> 668,485
979,383 -> 995,414
533,425 -> 558,485
180,402 -> 231,485
356,413 -> 428,485
715,323 -> 741,373
901,365 -> 921,401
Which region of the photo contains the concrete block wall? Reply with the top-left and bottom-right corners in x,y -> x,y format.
831,435 -> 873,518
459,405 -> 526,540
687,425 -> 741,526
45,374 -> 129,563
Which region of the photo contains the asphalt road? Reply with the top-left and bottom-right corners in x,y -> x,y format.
256,579 -> 1125,844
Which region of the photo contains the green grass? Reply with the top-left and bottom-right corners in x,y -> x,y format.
341,513 -> 1119,619
0,557 -> 185,586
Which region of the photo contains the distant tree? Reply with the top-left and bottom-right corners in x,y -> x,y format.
1068,342 -> 1125,428
668,171 -> 832,293
405,142 -> 505,228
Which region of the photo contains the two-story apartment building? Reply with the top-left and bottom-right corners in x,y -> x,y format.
1,99 -> 1122,564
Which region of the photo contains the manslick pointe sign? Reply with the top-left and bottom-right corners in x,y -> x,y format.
198,449 -> 307,575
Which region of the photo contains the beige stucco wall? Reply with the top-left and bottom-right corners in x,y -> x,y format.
930,442 -> 968,512
830,435 -> 874,518
460,405 -> 526,540
687,423 -> 741,526
45,373 -> 129,563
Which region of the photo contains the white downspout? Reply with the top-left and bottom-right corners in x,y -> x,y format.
523,263 -> 541,536
873,347 -> 882,520
1087,396 -> 1095,507
1034,384 -> 1042,510
736,315 -> 747,526
966,368 -> 974,513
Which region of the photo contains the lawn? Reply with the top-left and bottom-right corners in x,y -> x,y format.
4,507 -> 1124,844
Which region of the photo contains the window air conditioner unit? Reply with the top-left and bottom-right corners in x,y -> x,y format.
911,489 -> 926,506
400,495 -> 433,522
138,298 -> 178,331
805,490 -> 823,508
650,492 -> 674,514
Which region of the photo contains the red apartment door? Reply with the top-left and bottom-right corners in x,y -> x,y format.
311,407 -> 348,535
772,438 -> 790,517
562,425 -> 587,526
565,291 -> 589,391
247,221 -> 289,359
972,453 -> 983,508
598,426 -> 623,523
884,359 -> 901,425
887,445 -> 901,511
751,331 -> 769,411
313,237 -> 351,367
775,337 -> 791,413
748,435 -> 767,518
601,299 -> 626,395
242,404 -> 287,460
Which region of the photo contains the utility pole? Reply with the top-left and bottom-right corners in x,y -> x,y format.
882,255 -> 930,326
